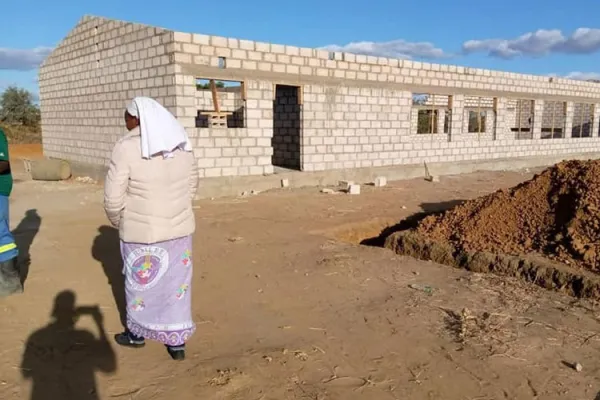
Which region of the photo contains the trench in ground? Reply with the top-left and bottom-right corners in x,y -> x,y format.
325,200 -> 465,248
324,201 -> 600,300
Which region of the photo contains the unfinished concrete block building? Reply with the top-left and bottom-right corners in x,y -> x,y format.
39,16 -> 600,196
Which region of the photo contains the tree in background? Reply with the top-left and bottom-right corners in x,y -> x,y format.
0,87 -> 40,128
196,81 -> 225,90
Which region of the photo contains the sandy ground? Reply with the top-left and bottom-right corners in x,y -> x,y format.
2,146 -> 600,399
10,144 -> 43,161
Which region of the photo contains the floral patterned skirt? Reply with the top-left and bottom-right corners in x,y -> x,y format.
120,235 -> 195,346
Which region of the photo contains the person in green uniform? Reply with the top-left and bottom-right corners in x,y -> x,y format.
0,127 -> 21,297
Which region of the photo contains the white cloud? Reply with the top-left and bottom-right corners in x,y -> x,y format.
463,28 -> 600,58
0,47 -> 53,71
561,28 -> 600,53
322,39 -> 449,60
546,71 -> 600,81
565,72 -> 600,81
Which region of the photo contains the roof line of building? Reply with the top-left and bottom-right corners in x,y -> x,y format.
76,15 -> 599,89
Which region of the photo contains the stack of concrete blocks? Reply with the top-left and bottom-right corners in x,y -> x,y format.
374,176 -> 387,187
195,86 -> 244,128
39,15 -> 600,182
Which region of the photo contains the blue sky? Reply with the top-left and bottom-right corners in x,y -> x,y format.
2,0 -> 600,96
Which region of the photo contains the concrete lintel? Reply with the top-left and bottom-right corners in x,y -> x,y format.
178,63 -> 600,103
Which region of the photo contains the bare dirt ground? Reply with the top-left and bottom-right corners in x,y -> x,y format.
2,147 -> 600,399
10,144 -> 43,160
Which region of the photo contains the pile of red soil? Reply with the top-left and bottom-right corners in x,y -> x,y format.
416,160 -> 600,273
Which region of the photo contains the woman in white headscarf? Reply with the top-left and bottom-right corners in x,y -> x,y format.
104,97 -> 198,361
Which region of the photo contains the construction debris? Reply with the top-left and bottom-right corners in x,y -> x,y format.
75,176 -> 97,184
321,188 -> 337,194
338,181 -> 354,193
241,190 -> 260,197
374,176 -> 387,187
348,184 -> 361,195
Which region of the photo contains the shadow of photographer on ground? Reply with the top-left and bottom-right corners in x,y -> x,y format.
21,290 -> 116,400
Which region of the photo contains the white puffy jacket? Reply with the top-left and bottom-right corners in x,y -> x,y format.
104,128 -> 198,244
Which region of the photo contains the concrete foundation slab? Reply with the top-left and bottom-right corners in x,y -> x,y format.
68,152 -> 600,199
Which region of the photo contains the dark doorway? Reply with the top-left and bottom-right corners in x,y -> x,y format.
272,85 -> 302,170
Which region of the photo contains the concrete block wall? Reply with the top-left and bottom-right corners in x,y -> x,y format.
414,94 -> 452,136
494,98 -> 509,140
272,85 -> 301,169
572,102 -> 595,137
448,95 -> 464,141
505,99 -> 535,139
195,89 -> 244,127
461,110 -> 496,140
419,95 -> 451,107
195,89 -> 242,112
461,95 -> 495,141
171,30 -> 600,98
40,16 -> 600,181
532,100 -> 544,140
593,105 -> 600,137
565,102 -> 575,137
179,77 -> 274,178
168,26 -> 600,176
541,101 -> 567,138
302,86 -> 411,171
464,96 -> 494,108
304,86 -> 600,167
39,16 -> 177,166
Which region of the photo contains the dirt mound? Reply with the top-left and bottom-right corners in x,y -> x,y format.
416,160 -> 600,273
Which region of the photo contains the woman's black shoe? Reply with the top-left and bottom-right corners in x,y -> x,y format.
166,345 -> 185,360
114,331 -> 145,348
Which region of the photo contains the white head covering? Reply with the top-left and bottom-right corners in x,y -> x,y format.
126,97 -> 192,159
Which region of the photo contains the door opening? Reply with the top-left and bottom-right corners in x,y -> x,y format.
272,85 -> 302,171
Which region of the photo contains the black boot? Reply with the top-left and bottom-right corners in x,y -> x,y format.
0,258 -> 23,297
166,344 -> 185,361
